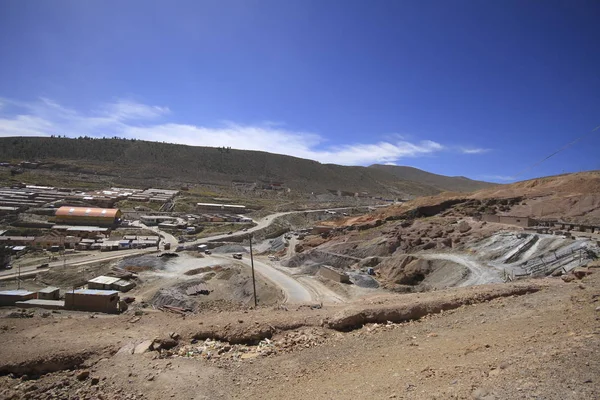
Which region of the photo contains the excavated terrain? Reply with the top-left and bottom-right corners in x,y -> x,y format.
0,269 -> 598,399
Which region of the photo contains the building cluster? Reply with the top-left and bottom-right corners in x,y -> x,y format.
0,273 -> 136,313
0,185 -> 179,212
196,203 -> 247,213
125,188 -> 179,203
139,212 -> 251,230
99,235 -> 159,251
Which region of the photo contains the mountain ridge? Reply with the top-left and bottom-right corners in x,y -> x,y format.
369,164 -> 496,193
0,136 -> 494,197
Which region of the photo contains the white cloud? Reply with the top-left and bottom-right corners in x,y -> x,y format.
98,100 -> 170,121
0,96 -> 471,166
460,147 -> 491,154
481,175 -> 515,182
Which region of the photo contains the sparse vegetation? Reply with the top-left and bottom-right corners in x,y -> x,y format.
0,137 -> 493,197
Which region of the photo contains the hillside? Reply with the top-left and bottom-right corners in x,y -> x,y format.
369,164 -> 496,193
0,137 -> 489,197
373,170 -> 600,225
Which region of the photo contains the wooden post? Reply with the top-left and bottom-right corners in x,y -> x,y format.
249,235 -> 257,307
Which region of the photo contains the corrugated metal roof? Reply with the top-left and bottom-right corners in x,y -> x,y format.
88,276 -> 121,285
70,289 -> 118,296
38,287 -> 59,293
0,290 -> 35,296
55,207 -> 120,219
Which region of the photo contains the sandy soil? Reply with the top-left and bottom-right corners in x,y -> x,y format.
0,270 -> 598,399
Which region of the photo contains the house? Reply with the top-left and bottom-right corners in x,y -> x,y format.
37,287 -> 60,300
87,276 -> 121,290
318,266 -> 350,283
87,276 -> 135,292
64,289 -> 119,313
0,290 -> 37,306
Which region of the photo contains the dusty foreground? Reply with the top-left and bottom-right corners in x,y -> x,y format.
1,272 -> 599,400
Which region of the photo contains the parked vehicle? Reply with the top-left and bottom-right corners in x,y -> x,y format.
204,250 -> 212,255
232,253 -> 242,259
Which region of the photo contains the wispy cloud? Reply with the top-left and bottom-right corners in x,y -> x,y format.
480,175 -> 516,182
460,147 -> 491,154
0,96 -> 475,166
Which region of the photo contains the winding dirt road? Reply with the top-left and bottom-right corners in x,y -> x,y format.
419,252 -> 503,286
213,254 -> 314,304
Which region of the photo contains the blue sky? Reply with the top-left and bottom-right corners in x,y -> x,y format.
0,1 -> 599,182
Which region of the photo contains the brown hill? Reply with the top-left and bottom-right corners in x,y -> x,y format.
378,170 -> 600,225
369,164 -> 496,193
0,137 -> 491,197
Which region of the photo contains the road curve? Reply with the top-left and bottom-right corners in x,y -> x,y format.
213,254 -> 313,304
193,206 -> 373,245
419,253 -> 502,287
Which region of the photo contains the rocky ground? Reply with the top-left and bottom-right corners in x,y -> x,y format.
0,267 -> 598,400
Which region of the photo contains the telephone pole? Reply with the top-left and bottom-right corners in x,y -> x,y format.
249,235 -> 257,307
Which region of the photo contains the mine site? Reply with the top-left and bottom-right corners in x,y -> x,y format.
0,163 -> 598,400
2,2 -> 600,399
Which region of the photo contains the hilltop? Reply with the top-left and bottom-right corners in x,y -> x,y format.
369,164 -> 495,193
0,137 -> 493,197
379,170 -> 600,225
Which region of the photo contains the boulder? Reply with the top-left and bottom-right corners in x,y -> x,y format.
134,340 -> 155,354
572,268 -> 592,279
457,221 -> 471,233
76,370 -> 89,381
156,337 -> 178,350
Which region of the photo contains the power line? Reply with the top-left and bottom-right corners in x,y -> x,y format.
511,124 -> 600,180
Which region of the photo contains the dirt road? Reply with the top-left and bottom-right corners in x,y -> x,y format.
212,254 -> 314,304
191,206 -> 370,245
419,252 -> 503,286
0,248 -> 157,281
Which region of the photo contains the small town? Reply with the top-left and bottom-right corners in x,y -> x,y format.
1,1 -> 599,399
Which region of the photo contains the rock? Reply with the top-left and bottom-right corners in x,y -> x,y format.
169,332 -> 180,340
472,387 -> 496,400
561,275 -> 575,283
116,342 -> 136,356
458,221 -> 471,233
91,377 -> 100,385
134,340 -> 154,354
422,241 -> 436,250
572,268 -> 591,279
440,238 -> 452,248
76,370 -> 90,381
156,337 -> 178,350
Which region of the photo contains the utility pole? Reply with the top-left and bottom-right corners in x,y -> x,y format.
249,234 -> 258,307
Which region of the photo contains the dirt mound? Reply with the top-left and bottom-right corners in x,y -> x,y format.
377,254 -> 468,291
151,287 -> 198,311
123,265 -> 154,272
183,265 -> 227,276
212,244 -> 247,254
